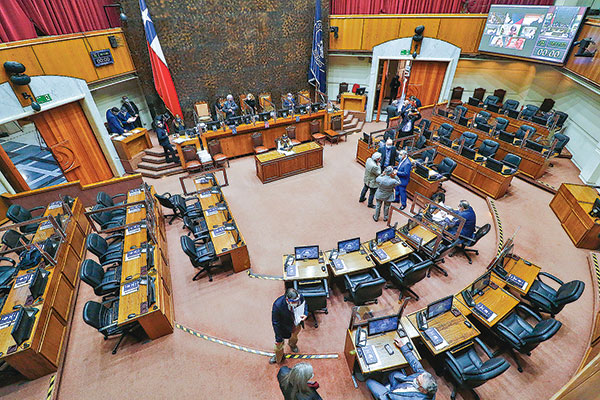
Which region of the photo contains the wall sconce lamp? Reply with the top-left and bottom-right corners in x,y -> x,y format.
330,26 -> 339,39
103,3 -> 127,24
411,25 -> 424,59
22,93 -> 41,112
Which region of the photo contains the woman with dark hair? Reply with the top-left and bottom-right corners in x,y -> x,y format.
277,363 -> 322,400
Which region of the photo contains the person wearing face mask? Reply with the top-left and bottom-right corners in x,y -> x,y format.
366,337 -> 438,399
155,118 -> 179,165
106,107 -> 125,135
121,96 -> 142,128
394,149 -> 412,210
378,138 -> 399,169
374,166 -> 401,222
270,288 -> 308,364
117,106 -> 136,131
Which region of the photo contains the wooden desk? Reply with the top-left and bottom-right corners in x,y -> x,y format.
324,129 -> 348,144
431,115 -> 551,179
0,198 -> 88,379
255,142 -> 323,183
463,103 -> 551,139
498,256 -> 541,295
407,309 -> 480,355
455,275 -> 520,328
408,225 -> 438,246
356,138 -> 377,166
201,110 -> 326,158
406,160 -> 442,199
324,248 -> 376,277
341,93 -> 366,112
282,254 -> 329,281
550,183 -> 600,250
111,128 -> 152,173
367,236 -> 414,265
174,135 -> 202,170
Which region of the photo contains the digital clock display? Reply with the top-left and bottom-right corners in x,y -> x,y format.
90,49 -> 114,67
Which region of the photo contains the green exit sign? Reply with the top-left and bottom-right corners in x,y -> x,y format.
36,94 -> 52,104
400,49 -> 410,55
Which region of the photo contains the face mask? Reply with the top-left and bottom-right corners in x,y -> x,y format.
386,145 -> 393,149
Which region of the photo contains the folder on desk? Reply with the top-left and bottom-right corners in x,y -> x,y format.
205,207 -> 218,216
361,345 -> 379,365
286,263 -> 297,277
127,204 -> 144,214
48,201 -> 63,210
199,190 -> 212,198
128,188 -> 142,196
194,177 -> 209,184
126,224 -> 142,235
373,248 -> 389,261
14,272 -> 35,289
39,221 -> 53,231
125,248 -> 142,262
212,226 -> 226,237
507,274 -> 528,290
474,303 -> 497,322
0,311 -> 19,329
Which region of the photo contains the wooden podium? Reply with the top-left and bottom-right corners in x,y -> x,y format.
340,93 -> 366,112
550,183 -> 600,249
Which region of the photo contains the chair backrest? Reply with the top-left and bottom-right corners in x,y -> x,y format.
473,87 -> 486,101
180,235 -> 198,261
554,111 -> 568,127
484,95 -> 499,106
503,154 -> 522,169
438,157 -> 457,176
251,132 -> 264,148
451,86 -> 464,101
438,123 -> 454,138
422,148 -> 436,162
495,117 -> 509,131
516,125 -> 536,139
523,319 -> 562,348
461,131 -> 478,148
154,193 -> 176,210
479,140 -> 499,157
493,88 -> 506,103
182,145 -> 197,162
85,233 -> 108,258
355,278 -> 386,304
6,204 -> 32,224
1,229 -> 27,250
502,99 -> 519,111
522,104 -> 539,118
80,259 -> 104,290
478,110 -> 491,122
207,140 -> 222,156
285,125 -> 296,139
469,223 -> 491,246
331,115 -> 342,131
194,102 -> 211,118
404,260 -> 432,286
96,191 -> 114,208
539,98 -> 555,113
82,301 -> 103,330
259,93 -> 274,112
555,280 -> 585,306
418,118 -> 431,131
309,120 -> 321,134
415,135 -> 426,149
455,105 -> 467,119
338,82 -> 348,95
90,205 -> 111,227
553,133 -> 569,153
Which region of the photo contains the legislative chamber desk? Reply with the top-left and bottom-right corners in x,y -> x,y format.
111,128 -> 152,172
406,159 -> 442,200
282,254 -> 329,282
255,142 -> 323,183
340,93 -> 366,112
550,183 -> 600,250
431,115 -> 551,179
0,198 -> 89,379
201,110 -> 327,158
463,103 -> 552,139
117,187 -> 174,340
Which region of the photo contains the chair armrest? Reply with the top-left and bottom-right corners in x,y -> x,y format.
389,262 -> 405,280
444,351 -> 465,382
474,337 -> 494,359
105,263 -> 121,271
323,279 -> 329,297
184,197 -> 200,204
370,268 -> 383,279
0,256 -> 16,267
537,271 -> 563,286
95,280 -> 119,293
515,304 -> 542,322
343,274 -> 356,290
106,233 -> 124,244
111,193 -> 127,201
101,296 -> 119,307
412,252 -> 424,263
29,206 -> 47,214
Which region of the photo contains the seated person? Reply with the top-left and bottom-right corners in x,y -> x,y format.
366,337 -> 438,399
277,133 -> 294,152
277,362 -> 322,400
244,93 -> 258,115
218,94 -> 239,120
283,93 -> 296,110
447,200 -> 476,241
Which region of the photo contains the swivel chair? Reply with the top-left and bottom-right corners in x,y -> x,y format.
494,117 -> 509,133
477,140 -> 499,159
553,111 -> 568,129
416,119 -> 432,139
451,105 -> 468,124
457,131 -> 478,148
552,133 -> 570,155
80,259 -> 121,299
436,123 -> 454,140
448,224 -> 491,264
483,95 -> 499,107
207,140 -> 229,168
449,86 -> 464,108
96,191 -> 127,209
520,104 -> 539,120
411,134 -> 427,151
473,87 -> 486,101
493,88 -> 506,104
293,279 -> 329,328
154,192 -> 181,225
433,157 -> 457,180
493,304 -> 562,372
419,148 -> 437,165
343,270 -> 386,305
86,232 -> 123,266
6,204 -> 45,234
515,125 -> 536,141
83,299 -> 142,354
89,205 -> 125,231
1,229 -> 30,255
171,195 -> 203,220
539,98 -> 555,113
501,99 -> 519,113
523,272 -> 584,317
180,235 -> 221,282
502,154 -> 522,173
183,215 -> 210,241
444,337 -> 511,400
0,257 -> 17,294
473,113 -> 492,133
426,238 -> 460,277
388,254 -> 433,300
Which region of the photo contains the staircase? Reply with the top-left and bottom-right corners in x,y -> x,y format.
343,110 -> 366,135
134,146 -> 185,178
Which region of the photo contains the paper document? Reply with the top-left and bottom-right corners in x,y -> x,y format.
293,301 -> 306,326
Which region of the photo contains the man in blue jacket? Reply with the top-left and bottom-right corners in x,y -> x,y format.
449,200 -> 477,241
106,107 -> 125,134
270,288 -> 308,364
394,150 -> 412,210
378,138 -> 399,169
367,337 -> 438,399
155,119 -> 179,164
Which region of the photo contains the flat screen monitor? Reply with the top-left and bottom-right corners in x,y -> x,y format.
457,116 -> 469,127
471,271 -> 492,295
206,121 -> 221,131
476,123 -> 491,134
415,163 -> 430,179
468,97 -> 481,106
376,228 -> 396,245
310,103 -> 321,112
338,237 -> 361,253
367,315 -> 399,336
294,245 -> 319,260
486,157 -> 504,173
532,115 -> 549,125
487,104 -> 500,113
258,112 -> 271,122
437,108 -> 448,117
297,105 -> 308,114
524,139 -> 544,152
507,109 -> 520,119
228,116 -> 242,126
356,87 -> 366,95
11,308 -> 36,347
29,267 -> 49,301
460,146 -> 476,160
277,109 -> 290,118
498,130 -> 516,143
439,136 -> 452,147
426,295 -> 454,320
478,5 -> 587,65
241,115 -> 253,124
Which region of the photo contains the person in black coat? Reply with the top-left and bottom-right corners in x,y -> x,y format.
155,119 -> 179,164
277,363 -> 322,400
398,105 -> 422,138
270,288 -> 308,364
121,96 -> 142,128
389,75 -> 400,101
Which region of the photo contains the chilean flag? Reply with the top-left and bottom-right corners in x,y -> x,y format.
139,0 -> 182,117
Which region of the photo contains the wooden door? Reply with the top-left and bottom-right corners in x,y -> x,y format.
32,102 -> 113,185
407,61 -> 448,107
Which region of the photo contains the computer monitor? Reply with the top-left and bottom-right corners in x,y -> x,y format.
467,97 -> 480,106
524,139 -> 544,153
277,109 -> 290,118
28,267 -> 49,301
241,115 -> 253,124
258,111 -> 271,122
506,109 -> 519,119
532,115 -> 549,126
294,245 -> 319,260
297,105 -> 308,114
415,163 -> 430,179
206,121 -> 221,131
426,295 -> 454,320
367,315 -> 399,336
470,271 -> 491,295
376,228 -> 396,245
437,108 -> 448,117
310,103 -> 321,113
356,87 -> 366,95
457,116 -> 469,127
486,104 -> 500,113
11,307 -> 37,347
228,116 -> 243,126
460,146 -> 476,160
485,158 -> 504,173
337,237 -> 361,253
475,123 -> 491,134
498,130 -> 515,144
589,198 -> 600,218
439,136 -> 452,147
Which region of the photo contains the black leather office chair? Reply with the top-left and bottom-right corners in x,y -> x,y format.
553,111 -> 568,128
552,133 -> 570,155
171,195 -> 203,220
478,140 -> 499,158
154,192 -> 181,224
0,257 -> 17,294
411,134 -> 427,151
180,235 -> 221,281
388,254 -> 433,300
523,272 -> 584,317
483,95 -> 499,107
502,154 -> 522,173
90,205 -> 125,230
426,238 -> 460,277
516,125 -> 536,140
520,104 -> 539,120
501,99 -> 520,113
493,304 -> 562,372
293,279 -> 329,328
451,105 -> 467,121
448,224 -> 491,264
444,337 -> 511,400
83,299 -> 141,354
433,157 -> 457,179
183,215 -> 210,241
6,204 -> 45,234
343,269 -> 386,305
1,229 -> 30,255
80,259 -> 121,298
457,131 -> 478,148
436,123 -> 454,140
477,110 -> 491,123
96,191 -> 126,209
417,119 -> 432,139
495,117 -> 509,132
539,98 -> 555,113
418,148 -> 436,165
86,232 -> 123,266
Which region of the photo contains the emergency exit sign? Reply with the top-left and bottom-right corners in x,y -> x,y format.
36,94 -> 52,104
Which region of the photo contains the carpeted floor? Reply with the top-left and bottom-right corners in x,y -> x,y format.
0,122 -> 594,400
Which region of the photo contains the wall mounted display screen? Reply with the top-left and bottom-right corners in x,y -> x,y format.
478,5 -> 587,64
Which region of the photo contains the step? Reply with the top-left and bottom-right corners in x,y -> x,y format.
141,154 -> 167,164
135,165 -> 185,179
344,120 -> 364,135
344,110 -> 349,117
343,114 -> 353,124
145,146 -> 166,157
136,161 -> 180,171
344,117 -> 358,130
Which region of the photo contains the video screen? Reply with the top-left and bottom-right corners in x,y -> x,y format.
426,295 -> 453,320
479,5 -> 587,64
368,316 -> 399,336
294,245 -> 319,260
376,228 -> 396,245
338,237 -> 361,253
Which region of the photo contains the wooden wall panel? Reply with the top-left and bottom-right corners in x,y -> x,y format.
83,32 -> 135,80
398,18 -> 441,40
407,60 -> 448,107
361,18 -> 401,51
329,18 -> 364,51
32,39 -> 99,82
31,102 -> 114,185
437,17 -> 485,53
0,46 -> 44,84
565,21 -> 600,86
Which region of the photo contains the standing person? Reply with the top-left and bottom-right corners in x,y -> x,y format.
366,337 -> 438,399
172,114 -> 185,134
121,96 -> 142,128
386,100 -> 400,128
156,118 -> 180,165
277,363 -> 322,400
359,152 -> 382,209
389,75 -> 401,101
283,93 -> 296,110
398,105 -> 421,139
378,138 -> 399,169
374,166 -> 400,222
394,150 -> 412,210
270,288 -> 308,364
106,107 -> 125,134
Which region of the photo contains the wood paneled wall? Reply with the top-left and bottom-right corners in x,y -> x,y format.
330,14 -> 486,53
0,29 -> 135,85
407,61 -> 448,107
565,20 -> 600,87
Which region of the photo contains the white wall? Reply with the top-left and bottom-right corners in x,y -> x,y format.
327,55 -> 372,100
